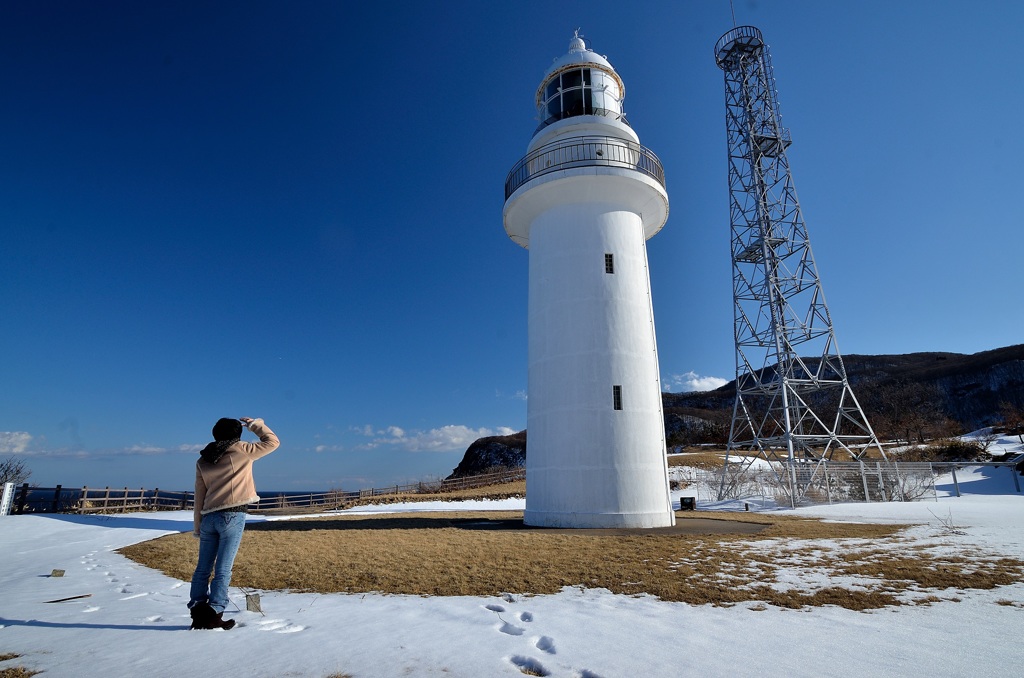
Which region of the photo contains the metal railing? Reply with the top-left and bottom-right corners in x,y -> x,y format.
709,458 -> 1023,506
504,135 -> 665,200
714,25 -> 764,66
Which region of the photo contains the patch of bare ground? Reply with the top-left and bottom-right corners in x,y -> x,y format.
255,481 -> 527,516
345,481 -> 526,507
119,509 -> 1024,612
667,450 -> 729,469
0,655 -> 39,678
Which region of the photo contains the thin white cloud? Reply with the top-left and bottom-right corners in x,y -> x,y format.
13,447 -> 90,459
0,431 -> 32,454
362,425 -> 517,453
125,445 -> 167,455
13,442 -> 202,459
664,371 -> 729,393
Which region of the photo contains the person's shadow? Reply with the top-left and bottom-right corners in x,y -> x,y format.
34,512 -> 193,533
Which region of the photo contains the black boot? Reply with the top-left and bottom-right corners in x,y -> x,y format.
189,602 -> 223,630
213,610 -> 236,630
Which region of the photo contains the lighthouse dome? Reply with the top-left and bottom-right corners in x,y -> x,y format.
534,33 -> 626,132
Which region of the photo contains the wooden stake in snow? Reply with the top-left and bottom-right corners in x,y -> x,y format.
43,593 -> 92,603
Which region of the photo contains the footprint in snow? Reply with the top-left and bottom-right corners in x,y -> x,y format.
519,611 -> 533,622
500,622 -> 525,636
485,604 -> 505,613
509,655 -> 549,676
536,636 -> 555,654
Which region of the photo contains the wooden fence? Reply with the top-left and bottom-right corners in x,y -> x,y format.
6,467 -> 526,515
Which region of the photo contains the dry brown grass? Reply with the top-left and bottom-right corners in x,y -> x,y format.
256,481 -> 527,516
0,655 -> 39,678
667,450 -> 728,469
346,481 -> 526,507
119,509 -> 1024,612
0,669 -> 39,678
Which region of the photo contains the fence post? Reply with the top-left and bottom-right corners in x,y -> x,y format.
152,488 -> 159,510
823,462 -> 832,504
79,486 -> 88,514
50,485 -> 62,513
950,467 -> 961,497
1010,465 -> 1021,493
859,461 -> 871,502
16,483 -> 29,514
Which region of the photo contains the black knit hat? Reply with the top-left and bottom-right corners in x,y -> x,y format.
212,418 -> 243,442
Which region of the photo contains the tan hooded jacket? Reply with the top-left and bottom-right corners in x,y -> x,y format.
193,418 -> 280,535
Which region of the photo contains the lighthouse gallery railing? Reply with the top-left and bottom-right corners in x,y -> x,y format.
504,136 -> 665,200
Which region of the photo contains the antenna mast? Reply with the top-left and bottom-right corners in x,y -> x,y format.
713,26 -> 886,505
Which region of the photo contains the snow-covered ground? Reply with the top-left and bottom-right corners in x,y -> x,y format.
1,464 -> 1022,678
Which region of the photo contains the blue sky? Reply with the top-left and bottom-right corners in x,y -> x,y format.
2,1 -> 1022,491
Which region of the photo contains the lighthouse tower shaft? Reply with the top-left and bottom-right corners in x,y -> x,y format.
503,36 -> 675,528
714,26 -> 886,504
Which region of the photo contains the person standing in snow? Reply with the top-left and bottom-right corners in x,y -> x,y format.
188,416 -> 279,630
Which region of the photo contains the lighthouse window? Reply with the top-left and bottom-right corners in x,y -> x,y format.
563,88 -> 585,117
545,79 -> 559,102
562,69 -> 583,90
540,67 -> 596,126
613,385 -> 623,410
605,253 -> 614,274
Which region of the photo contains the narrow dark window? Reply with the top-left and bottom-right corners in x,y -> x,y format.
605,253 -> 614,274
612,385 -> 623,410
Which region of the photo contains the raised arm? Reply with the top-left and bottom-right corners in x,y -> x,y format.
237,417 -> 280,459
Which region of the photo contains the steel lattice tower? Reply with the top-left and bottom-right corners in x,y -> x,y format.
713,26 -> 886,504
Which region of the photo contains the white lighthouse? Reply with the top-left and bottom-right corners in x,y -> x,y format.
503,33 -> 674,529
